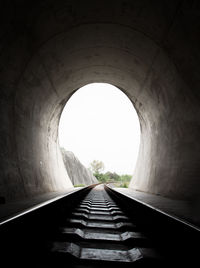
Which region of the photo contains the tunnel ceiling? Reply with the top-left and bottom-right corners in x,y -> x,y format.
0,0 -> 200,202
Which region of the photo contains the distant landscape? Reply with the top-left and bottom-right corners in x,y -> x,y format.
89,160 -> 132,188
61,149 -> 132,188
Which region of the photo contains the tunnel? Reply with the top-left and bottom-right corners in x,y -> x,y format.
0,0 -> 200,224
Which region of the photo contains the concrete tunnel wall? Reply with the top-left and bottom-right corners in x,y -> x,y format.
0,0 -> 200,204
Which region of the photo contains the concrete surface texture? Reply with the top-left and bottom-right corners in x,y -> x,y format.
0,0 -> 200,219
61,149 -> 98,185
0,187 -> 80,224
115,188 -> 200,228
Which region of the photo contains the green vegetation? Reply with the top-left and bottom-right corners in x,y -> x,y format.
90,160 -> 132,188
74,184 -> 85,187
94,172 -> 131,187
120,182 -> 129,188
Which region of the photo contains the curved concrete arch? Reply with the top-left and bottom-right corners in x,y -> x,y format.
12,23 -> 188,200
0,1 -> 200,206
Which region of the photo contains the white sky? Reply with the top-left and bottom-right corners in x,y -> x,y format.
59,83 -> 140,175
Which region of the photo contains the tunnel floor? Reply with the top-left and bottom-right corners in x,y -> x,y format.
0,186 -> 198,229
115,188 -> 200,227
0,188 -> 79,224
50,185 -> 162,267
0,185 -> 199,267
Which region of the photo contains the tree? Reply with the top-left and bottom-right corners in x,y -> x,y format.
105,172 -> 120,181
94,173 -> 109,183
120,174 -> 132,182
90,160 -> 105,174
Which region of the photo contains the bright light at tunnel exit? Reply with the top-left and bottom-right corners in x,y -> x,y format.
59,83 -> 140,175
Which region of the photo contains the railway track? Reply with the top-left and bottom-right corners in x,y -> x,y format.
0,184 -> 199,267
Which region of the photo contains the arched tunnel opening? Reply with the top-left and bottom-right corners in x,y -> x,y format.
0,0 -> 200,231
58,82 -> 141,187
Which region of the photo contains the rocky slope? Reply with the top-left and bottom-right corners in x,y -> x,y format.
61,149 -> 98,186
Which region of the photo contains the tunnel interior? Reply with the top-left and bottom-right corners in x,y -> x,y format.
0,0 -> 200,222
